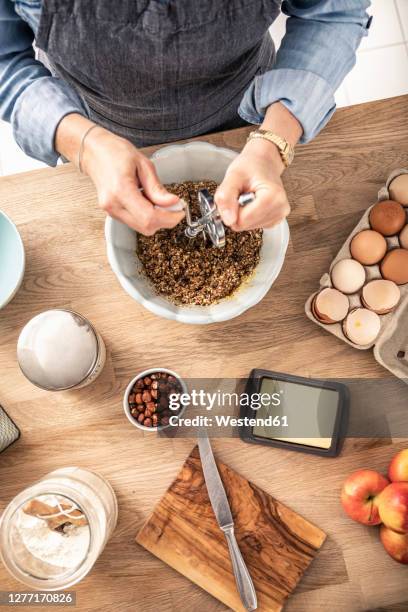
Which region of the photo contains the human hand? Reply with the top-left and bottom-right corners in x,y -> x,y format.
215,102 -> 302,231
215,137 -> 290,231
82,127 -> 185,235
56,115 -> 184,235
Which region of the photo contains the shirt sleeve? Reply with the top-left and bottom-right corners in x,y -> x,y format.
238,0 -> 372,143
0,0 -> 87,165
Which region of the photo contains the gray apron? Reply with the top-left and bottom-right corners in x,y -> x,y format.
36,0 -> 279,147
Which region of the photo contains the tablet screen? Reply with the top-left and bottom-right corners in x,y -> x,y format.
252,377 -> 340,449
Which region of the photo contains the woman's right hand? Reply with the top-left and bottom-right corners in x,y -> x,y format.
55,114 -> 185,235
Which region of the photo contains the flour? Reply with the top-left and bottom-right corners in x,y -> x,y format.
17,497 -> 90,570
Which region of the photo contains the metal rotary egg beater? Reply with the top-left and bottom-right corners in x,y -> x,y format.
184,189 -> 255,248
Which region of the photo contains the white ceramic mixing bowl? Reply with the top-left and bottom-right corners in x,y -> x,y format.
105,141 -> 289,324
0,210 -> 25,309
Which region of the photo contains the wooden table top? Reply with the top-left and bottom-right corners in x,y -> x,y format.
1,96 -> 408,612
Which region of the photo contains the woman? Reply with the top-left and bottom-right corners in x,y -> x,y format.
0,1 -> 370,234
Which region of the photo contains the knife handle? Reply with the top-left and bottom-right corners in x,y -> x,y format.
223,526 -> 258,611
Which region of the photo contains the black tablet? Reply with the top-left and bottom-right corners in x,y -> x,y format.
239,369 -> 349,457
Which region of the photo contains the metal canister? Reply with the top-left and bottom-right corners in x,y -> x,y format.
17,309 -> 106,391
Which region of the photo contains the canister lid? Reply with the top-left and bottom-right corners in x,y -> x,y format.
17,310 -> 99,390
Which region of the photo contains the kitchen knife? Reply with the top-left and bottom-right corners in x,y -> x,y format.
198,434 -> 257,611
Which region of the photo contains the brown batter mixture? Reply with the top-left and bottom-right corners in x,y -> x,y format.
137,180 -> 263,306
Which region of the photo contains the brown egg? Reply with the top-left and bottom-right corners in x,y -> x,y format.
350,229 -> 387,265
400,225 -> 408,249
389,174 -> 408,205
369,200 -> 406,236
380,248 -> 408,285
312,288 -> 349,324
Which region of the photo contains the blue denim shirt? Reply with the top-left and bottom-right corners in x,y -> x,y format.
0,0 -> 371,166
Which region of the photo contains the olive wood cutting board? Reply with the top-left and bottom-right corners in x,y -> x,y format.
136,446 -> 326,611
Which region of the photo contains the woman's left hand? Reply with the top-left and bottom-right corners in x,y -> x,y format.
215,136 -> 290,231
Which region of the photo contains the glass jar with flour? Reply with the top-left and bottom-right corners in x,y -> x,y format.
0,467 -> 117,590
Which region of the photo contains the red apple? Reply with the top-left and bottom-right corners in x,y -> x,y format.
388,449 -> 408,482
380,525 -> 408,564
378,482 -> 408,534
341,469 -> 389,526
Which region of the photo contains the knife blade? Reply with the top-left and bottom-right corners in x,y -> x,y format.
198,433 -> 257,611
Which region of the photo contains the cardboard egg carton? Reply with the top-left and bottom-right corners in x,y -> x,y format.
305,169 -> 408,381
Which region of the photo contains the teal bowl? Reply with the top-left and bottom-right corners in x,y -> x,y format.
0,211 -> 25,309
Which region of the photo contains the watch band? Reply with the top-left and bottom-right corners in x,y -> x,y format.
247,129 -> 295,168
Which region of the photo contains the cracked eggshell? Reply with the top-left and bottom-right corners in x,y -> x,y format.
343,308 -> 382,346
361,279 -> 401,314
312,288 -> 349,324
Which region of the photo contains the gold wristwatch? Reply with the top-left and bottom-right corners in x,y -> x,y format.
247,128 -> 295,168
